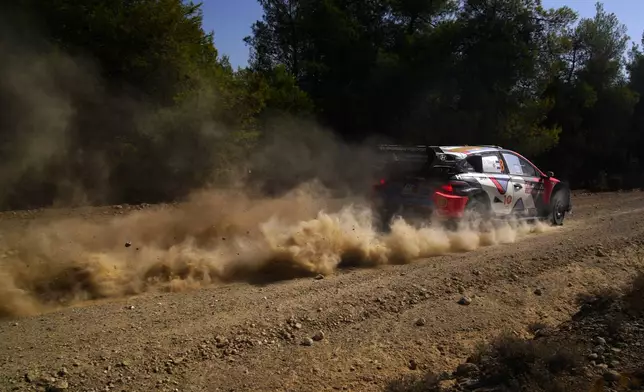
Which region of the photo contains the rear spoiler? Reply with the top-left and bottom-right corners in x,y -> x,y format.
376,144 -> 443,164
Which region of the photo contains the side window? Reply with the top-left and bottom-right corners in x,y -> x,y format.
502,153 -> 523,175
481,154 -> 503,174
519,157 -> 537,177
502,153 -> 537,177
460,159 -> 475,172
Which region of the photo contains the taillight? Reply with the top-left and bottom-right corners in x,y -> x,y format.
373,178 -> 386,190
439,181 -> 467,194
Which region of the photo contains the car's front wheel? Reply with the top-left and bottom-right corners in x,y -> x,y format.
549,190 -> 568,226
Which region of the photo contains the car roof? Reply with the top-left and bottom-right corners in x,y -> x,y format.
438,145 -> 502,156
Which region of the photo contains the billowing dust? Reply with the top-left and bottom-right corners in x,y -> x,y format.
0,183 -> 551,318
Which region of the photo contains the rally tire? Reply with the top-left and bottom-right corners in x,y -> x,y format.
461,196 -> 490,230
549,189 -> 568,226
377,206 -> 397,233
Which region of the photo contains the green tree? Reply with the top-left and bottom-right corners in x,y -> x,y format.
19,0 -> 220,105
544,3 -> 638,187
246,0 -> 577,154
3,0 -> 311,207
246,0 -> 460,139
626,35 -> 644,186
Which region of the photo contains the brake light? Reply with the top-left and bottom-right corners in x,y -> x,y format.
440,181 -> 467,194
373,178 -> 386,190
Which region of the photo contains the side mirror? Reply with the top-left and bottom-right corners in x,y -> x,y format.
545,171 -> 554,178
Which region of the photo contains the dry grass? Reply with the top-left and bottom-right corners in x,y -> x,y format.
624,271 -> 644,315
386,270 -> 644,392
385,334 -> 583,392
474,334 -> 583,392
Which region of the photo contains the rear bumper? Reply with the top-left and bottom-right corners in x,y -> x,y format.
432,192 -> 469,218
372,190 -> 469,220
371,189 -> 434,210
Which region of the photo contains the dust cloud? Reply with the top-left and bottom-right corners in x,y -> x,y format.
0,182 -> 551,318
0,11 -> 552,319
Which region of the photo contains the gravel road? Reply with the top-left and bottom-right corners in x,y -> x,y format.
1,190 -> 643,392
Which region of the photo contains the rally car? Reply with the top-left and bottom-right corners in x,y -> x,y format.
371,144 -> 572,229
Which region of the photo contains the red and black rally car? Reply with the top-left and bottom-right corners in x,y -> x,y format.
371,145 -> 572,229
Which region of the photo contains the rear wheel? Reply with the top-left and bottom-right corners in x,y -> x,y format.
460,196 -> 490,230
377,205 -> 398,233
549,190 -> 568,226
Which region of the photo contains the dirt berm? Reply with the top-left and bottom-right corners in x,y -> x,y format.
0,190 -> 643,391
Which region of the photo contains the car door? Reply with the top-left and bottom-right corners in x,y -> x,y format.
475,152 -> 515,216
500,151 -> 545,217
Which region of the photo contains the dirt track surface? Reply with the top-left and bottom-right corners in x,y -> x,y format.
1,191 -> 644,392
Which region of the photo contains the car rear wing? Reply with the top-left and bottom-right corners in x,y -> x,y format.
376,144 -> 448,165
377,144 -> 442,153
375,144 -> 466,180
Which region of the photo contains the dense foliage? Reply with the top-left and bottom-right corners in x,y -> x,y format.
247,0 -> 644,189
1,0 -> 643,209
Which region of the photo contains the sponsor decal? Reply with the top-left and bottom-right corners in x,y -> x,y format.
524,182 -> 544,194
489,177 -> 509,195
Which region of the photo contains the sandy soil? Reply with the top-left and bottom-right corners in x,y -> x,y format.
1,190 -> 643,392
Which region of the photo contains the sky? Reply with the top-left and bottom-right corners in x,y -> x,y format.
201,0 -> 644,69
